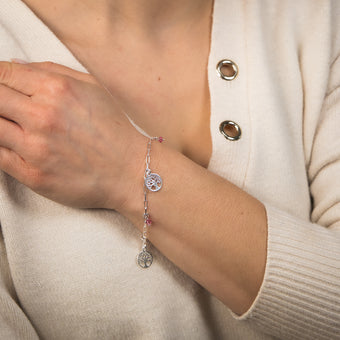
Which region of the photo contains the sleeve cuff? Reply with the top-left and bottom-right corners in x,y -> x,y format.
231,204 -> 340,340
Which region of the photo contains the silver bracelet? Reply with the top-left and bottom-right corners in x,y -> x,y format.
137,136 -> 164,269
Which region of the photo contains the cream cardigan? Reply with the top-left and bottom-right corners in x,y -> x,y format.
0,0 -> 339,339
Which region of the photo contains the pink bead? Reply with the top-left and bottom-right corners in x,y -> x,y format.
158,137 -> 164,143
146,218 -> 152,226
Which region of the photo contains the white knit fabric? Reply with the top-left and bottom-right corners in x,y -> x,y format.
0,0 -> 339,339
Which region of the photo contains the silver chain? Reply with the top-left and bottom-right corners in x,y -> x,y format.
137,137 -> 163,269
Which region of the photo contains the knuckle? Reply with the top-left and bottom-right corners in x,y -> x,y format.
35,141 -> 50,162
26,168 -> 45,191
32,138 -> 51,161
10,157 -> 45,191
0,62 -> 14,85
45,75 -> 71,97
33,104 -> 60,132
0,148 -> 12,169
24,134 -> 50,162
38,61 -> 57,70
0,146 -> 47,192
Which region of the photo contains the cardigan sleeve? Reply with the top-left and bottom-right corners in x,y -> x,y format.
0,227 -> 39,340
234,54 -> 340,339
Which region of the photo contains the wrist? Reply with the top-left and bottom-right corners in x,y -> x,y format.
102,130 -> 147,213
113,134 -> 164,223
121,136 -> 169,218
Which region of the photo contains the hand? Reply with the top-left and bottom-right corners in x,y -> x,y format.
0,61 -> 146,209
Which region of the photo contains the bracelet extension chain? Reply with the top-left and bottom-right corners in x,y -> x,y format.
137,136 -> 164,269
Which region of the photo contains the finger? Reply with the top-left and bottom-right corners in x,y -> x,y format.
0,146 -> 26,182
29,61 -> 98,85
0,117 -> 24,152
0,84 -> 32,126
0,61 -> 47,96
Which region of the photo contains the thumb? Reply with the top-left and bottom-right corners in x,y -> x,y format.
26,60 -> 98,85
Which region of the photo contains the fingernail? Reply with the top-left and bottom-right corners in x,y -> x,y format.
11,58 -> 29,64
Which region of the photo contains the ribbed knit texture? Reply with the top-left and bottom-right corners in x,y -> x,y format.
237,206 -> 340,339
0,1 -> 339,339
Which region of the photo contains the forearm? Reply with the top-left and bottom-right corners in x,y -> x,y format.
120,141 -> 267,315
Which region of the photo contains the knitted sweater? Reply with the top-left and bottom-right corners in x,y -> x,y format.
0,0 -> 339,339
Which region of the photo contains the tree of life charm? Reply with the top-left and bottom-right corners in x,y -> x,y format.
145,173 -> 162,192
137,250 -> 153,269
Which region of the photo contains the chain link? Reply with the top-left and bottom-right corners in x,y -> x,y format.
137,137 -> 164,268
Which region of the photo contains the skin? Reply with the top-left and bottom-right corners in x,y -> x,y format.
0,0 -> 267,315
25,0 -> 213,168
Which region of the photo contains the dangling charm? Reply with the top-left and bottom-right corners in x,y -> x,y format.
137,249 -> 153,269
145,173 -> 162,192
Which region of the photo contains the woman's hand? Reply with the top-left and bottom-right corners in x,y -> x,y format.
0,61 -> 146,209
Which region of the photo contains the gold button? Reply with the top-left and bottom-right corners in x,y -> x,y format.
219,121 -> 241,141
216,59 -> 238,81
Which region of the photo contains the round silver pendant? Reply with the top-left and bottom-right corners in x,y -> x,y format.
145,173 -> 162,192
137,250 -> 153,269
